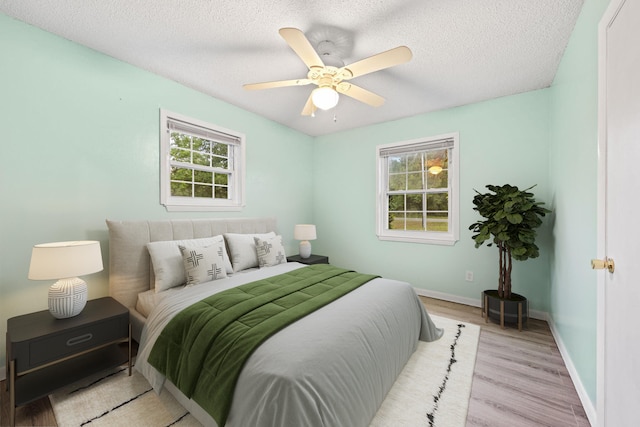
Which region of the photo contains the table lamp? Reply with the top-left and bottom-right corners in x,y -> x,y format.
28,240 -> 103,319
294,224 -> 317,259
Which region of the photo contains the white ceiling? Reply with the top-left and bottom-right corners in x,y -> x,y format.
1,0 -> 584,137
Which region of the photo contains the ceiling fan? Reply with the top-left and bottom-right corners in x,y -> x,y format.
243,27 -> 412,116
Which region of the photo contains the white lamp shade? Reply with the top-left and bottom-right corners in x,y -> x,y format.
28,241 -> 103,319
294,224 -> 317,241
28,241 -> 103,280
311,87 -> 339,110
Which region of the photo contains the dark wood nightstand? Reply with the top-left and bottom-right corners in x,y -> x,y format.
6,297 -> 130,427
287,254 -> 329,265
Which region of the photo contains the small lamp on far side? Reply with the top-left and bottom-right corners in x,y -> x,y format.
294,224 -> 317,259
28,241 -> 103,319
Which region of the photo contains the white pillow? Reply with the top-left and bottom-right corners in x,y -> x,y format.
224,232 -> 276,272
135,289 -> 160,318
179,243 -> 227,286
254,235 -> 287,268
147,236 -> 233,292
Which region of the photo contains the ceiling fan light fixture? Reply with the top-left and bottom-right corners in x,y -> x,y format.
428,165 -> 443,175
312,86 -> 339,110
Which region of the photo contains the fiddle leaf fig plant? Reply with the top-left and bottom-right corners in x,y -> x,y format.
469,184 -> 551,299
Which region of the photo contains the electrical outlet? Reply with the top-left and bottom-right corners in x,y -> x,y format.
465,271 -> 474,282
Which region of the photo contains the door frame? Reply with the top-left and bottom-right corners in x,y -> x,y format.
596,0 -> 627,425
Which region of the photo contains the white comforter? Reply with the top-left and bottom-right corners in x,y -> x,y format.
136,262 -> 442,427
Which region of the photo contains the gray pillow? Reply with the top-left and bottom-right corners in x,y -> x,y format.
254,235 -> 287,268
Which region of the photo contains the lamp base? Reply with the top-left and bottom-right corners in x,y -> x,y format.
299,241 -> 312,259
48,277 -> 87,319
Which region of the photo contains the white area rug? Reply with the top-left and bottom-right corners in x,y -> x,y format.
50,315 -> 479,427
370,315 -> 480,427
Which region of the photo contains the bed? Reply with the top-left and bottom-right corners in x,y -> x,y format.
107,217 -> 443,427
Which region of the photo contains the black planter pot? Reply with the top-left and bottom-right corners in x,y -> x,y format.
481,289 -> 528,331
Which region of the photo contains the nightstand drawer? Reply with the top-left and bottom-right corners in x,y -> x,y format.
18,315 -> 128,371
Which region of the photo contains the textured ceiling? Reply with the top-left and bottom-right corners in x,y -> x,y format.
1,0 -> 584,136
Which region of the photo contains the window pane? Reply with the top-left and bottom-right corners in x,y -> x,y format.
388,194 -> 405,211
171,167 -> 192,181
170,147 -> 190,163
194,170 -> 213,184
389,213 -> 405,230
193,152 -> 210,167
406,194 -> 423,211
212,142 -> 228,157
214,186 -> 228,199
406,154 -> 423,172
427,212 -> 449,232
426,149 -> 447,168
427,193 -> 448,211
406,212 -> 424,230
407,172 -> 424,190
389,174 -> 406,191
214,173 -> 228,185
212,156 -> 228,169
388,156 -> 405,173
193,184 -> 212,198
427,170 -> 448,189
171,181 -> 191,197
193,138 -> 211,154
170,133 -> 191,149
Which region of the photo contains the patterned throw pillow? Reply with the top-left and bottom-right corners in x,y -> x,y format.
224,232 -> 276,272
254,235 -> 287,268
178,244 -> 227,286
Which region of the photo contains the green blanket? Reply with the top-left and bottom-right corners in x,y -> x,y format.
148,264 -> 378,426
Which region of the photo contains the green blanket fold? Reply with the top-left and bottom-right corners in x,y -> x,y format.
148,264 -> 378,426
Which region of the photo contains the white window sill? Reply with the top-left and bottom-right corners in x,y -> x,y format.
163,204 -> 244,212
376,232 -> 458,246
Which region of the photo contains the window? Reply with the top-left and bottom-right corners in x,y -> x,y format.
376,132 -> 459,245
160,110 -> 245,211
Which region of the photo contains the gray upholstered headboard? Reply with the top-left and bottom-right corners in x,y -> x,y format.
106,217 -> 277,310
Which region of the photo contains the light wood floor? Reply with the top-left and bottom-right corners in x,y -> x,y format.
422,297 -> 591,427
1,297 -> 591,427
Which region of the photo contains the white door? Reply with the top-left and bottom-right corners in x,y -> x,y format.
596,0 -> 640,426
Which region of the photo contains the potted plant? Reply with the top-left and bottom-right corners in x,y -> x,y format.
469,184 -> 550,328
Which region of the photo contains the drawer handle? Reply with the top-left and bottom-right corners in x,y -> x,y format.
66,333 -> 93,346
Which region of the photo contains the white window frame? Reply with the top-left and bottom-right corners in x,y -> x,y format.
160,109 -> 245,211
376,132 -> 459,245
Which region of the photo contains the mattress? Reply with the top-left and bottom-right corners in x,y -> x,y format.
135,262 -> 442,427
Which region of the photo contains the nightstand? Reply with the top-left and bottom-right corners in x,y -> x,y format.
6,297 -> 130,427
287,254 -> 329,265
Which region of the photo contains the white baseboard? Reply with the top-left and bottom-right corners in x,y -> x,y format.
414,287 -> 547,321
547,315 -> 596,426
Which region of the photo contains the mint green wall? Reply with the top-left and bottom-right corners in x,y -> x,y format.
312,90 -> 552,312
0,14 -> 314,372
548,0 -> 610,406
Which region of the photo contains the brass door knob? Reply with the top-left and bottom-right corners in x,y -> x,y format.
591,258 -> 615,273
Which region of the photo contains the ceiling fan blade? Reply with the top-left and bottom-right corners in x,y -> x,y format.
336,83 -> 385,107
340,46 -> 412,79
243,79 -> 312,90
301,93 -> 317,116
279,27 -> 324,69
